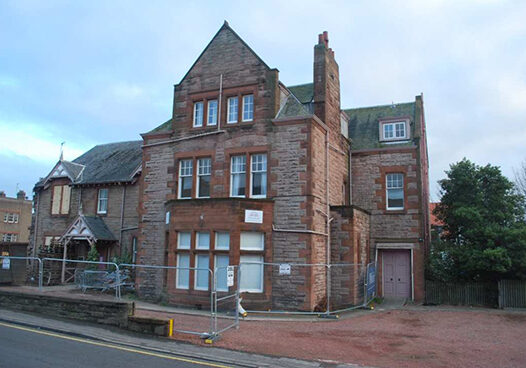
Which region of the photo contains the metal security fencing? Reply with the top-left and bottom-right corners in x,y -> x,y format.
213,265 -> 241,336
0,256 -> 42,289
328,262 -> 376,314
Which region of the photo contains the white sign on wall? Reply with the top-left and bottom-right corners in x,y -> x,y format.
245,210 -> 263,224
2,258 -> 10,270
279,263 -> 291,275
227,266 -> 235,287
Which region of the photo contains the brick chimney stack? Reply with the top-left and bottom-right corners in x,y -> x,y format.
313,31 -> 341,140
17,190 -> 26,200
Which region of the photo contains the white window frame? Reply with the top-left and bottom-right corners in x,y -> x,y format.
4,213 -> 19,224
240,255 -> 264,293
230,155 -> 246,198
242,94 -> 254,122
197,158 -> 211,198
176,254 -> 190,289
386,173 -> 404,210
177,231 -> 191,250
381,120 -> 408,141
196,231 -> 210,250
193,101 -> 204,127
240,232 -> 264,251
97,188 -> 108,214
250,153 -> 267,198
178,159 -> 193,199
2,233 -> 17,242
207,100 -> 218,126
214,232 -> 230,250
227,97 -> 238,124
194,254 -> 210,291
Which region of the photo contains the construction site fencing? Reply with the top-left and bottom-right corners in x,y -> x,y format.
0,255 -> 42,289
41,258 -> 121,298
213,265 -> 241,335
328,262 -> 376,314
119,263 -> 217,339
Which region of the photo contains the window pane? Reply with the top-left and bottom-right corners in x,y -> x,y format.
208,100 -> 217,126
242,95 -> 253,121
251,154 -> 267,197
194,102 -> 203,127
98,189 -> 108,213
177,232 -> 191,249
215,255 -> 230,291
176,254 -> 190,289
227,97 -> 238,123
386,173 -> 404,209
215,232 -> 230,250
395,122 -> 405,138
384,124 -> 394,139
197,158 -> 211,198
240,232 -> 264,250
231,156 -> 246,197
196,232 -> 210,249
240,255 -> 263,292
195,255 -> 209,290
179,160 -> 193,198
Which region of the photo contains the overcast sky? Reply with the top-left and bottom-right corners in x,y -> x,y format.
1,0 -> 525,200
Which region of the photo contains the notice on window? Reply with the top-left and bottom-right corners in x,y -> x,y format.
245,210 -> 263,224
2,258 -> 10,270
279,263 -> 291,275
227,266 -> 235,287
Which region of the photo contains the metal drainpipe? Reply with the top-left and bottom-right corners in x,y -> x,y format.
32,192 -> 40,258
217,74 -> 223,131
119,185 -> 126,255
349,148 -> 352,205
325,132 -> 331,315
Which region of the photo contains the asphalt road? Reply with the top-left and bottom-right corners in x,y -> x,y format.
0,322 -> 232,368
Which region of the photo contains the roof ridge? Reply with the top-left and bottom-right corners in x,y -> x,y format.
344,101 -> 415,111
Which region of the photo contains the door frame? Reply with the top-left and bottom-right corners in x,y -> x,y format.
375,244 -> 414,301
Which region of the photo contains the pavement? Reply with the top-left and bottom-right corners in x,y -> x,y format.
0,308 -> 367,368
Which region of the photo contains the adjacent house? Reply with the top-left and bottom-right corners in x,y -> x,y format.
29,141 -> 142,272
0,190 -> 32,243
137,23 -> 430,309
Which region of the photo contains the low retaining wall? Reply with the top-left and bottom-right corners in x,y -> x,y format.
0,290 -> 134,327
127,315 -> 171,337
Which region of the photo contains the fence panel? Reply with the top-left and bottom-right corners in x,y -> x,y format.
499,280 -> 526,308
329,263 -> 371,314
425,280 -> 498,307
0,256 -> 41,288
213,265 -> 240,336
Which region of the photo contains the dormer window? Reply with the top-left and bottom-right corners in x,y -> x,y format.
380,120 -> 408,142
193,102 -> 204,127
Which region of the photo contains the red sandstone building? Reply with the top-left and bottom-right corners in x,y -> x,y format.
137,23 -> 430,309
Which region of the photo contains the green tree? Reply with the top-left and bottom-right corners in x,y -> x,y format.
430,159 -> 526,281
86,244 -> 100,270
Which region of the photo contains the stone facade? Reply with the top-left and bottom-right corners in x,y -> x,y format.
0,191 -> 32,243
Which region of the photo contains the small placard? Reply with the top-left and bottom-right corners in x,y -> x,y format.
2,258 -> 10,270
226,266 -> 235,287
245,210 -> 263,224
279,263 -> 291,275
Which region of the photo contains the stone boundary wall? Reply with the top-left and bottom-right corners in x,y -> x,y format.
0,290 -> 134,328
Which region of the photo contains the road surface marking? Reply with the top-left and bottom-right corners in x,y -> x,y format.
0,321 -> 231,368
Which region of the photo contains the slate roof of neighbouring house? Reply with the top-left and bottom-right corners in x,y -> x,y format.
344,102 -> 416,150
83,216 -> 117,241
72,140 -> 142,184
288,83 -> 314,104
147,118 -> 173,134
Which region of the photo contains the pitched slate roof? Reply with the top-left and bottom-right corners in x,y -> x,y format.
288,83 -> 314,104
83,216 -> 116,241
61,160 -> 85,180
72,140 -> 142,184
147,118 -> 173,134
275,94 -> 312,119
344,102 -> 416,150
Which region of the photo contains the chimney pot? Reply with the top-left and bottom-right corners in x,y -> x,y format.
318,33 -> 323,44
323,31 -> 329,47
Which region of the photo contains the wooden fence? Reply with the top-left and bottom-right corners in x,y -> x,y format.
426,280 -> 526,308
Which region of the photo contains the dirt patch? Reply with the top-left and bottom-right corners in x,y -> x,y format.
154,307 -> 526,368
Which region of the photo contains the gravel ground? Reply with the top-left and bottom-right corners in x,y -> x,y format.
138,307 -> 526,368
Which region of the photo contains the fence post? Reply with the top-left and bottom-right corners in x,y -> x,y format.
38,258 -> 43,291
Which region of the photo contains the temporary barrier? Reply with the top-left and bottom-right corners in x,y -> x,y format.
0,256 -> 42,290
212,265 -> 241,338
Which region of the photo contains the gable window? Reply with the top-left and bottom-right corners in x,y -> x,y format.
178,159 -> 193,199
3,213 -> 19,224
97,189 -> 108,214
197,158 -> 211,198
227,97 -> 238,123
386,173 -> 404,210
242,95 -> 254,122
250,154 -> 267,198
51,185 -> 71,215
207,100 -> 218,126
230,155 -> 246,197
193,102 -> 204,127
382,121 -> 407,141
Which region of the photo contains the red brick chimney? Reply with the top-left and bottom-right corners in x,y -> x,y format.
313,31 -> 341,140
